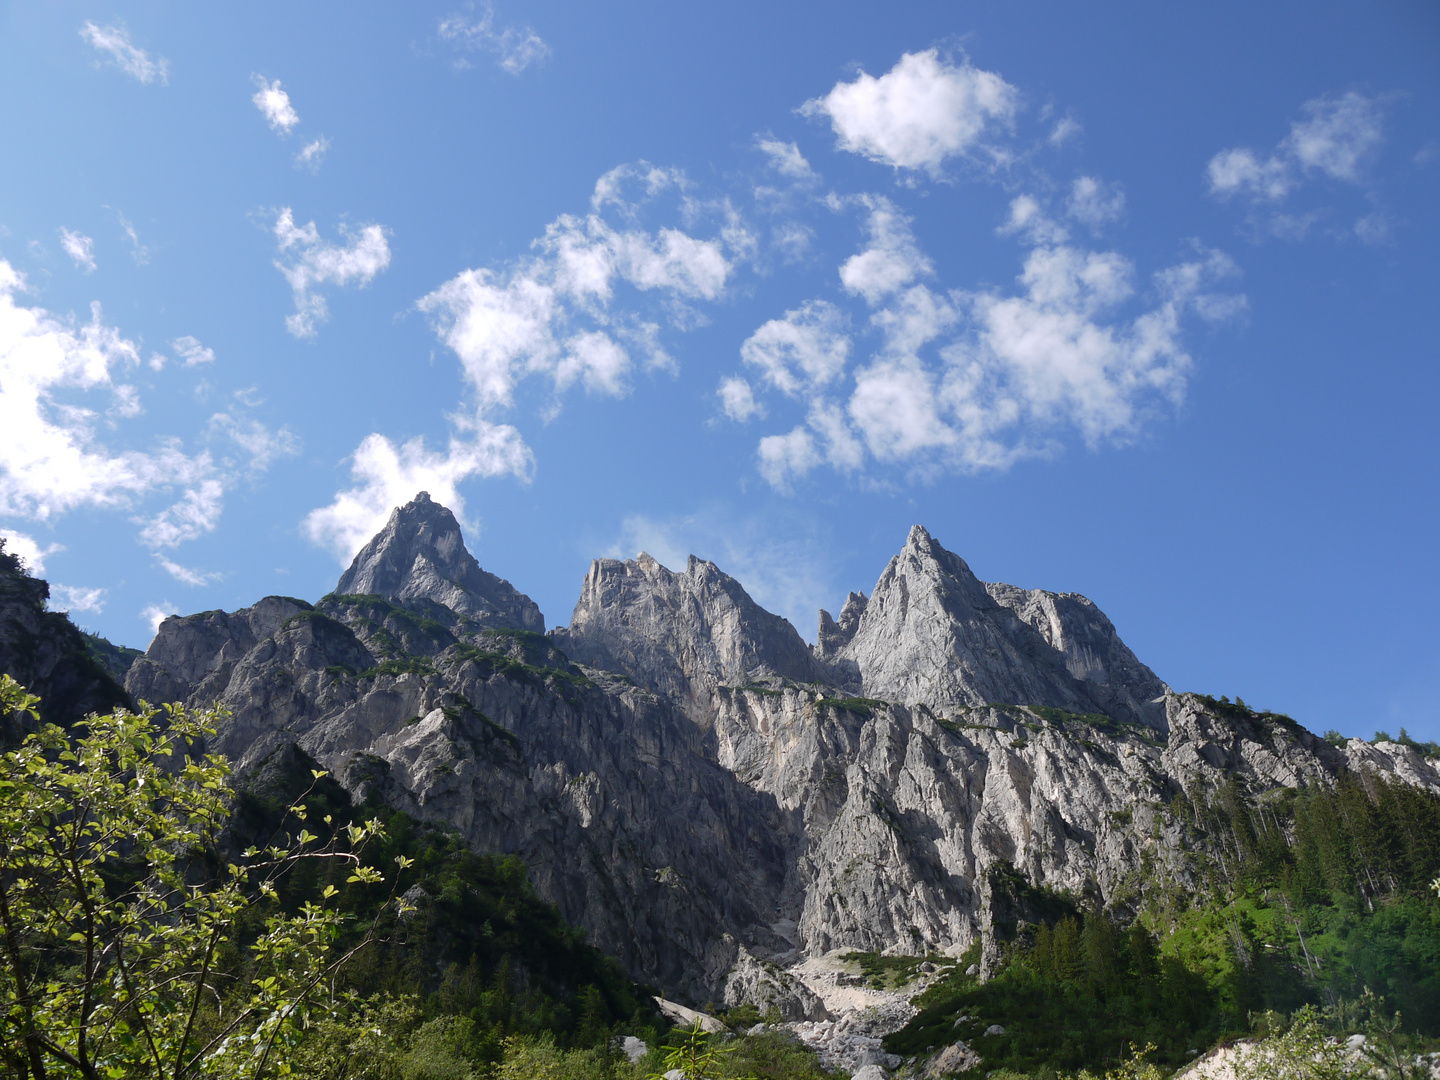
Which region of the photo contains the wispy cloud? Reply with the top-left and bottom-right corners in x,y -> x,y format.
172,335 -> 215,366
251,76 -> 300,133
272,209 -> 391,338
59,229 -> 96,272
157,555 -> 220,586
0,261 -> 294,548
438,5 -> 550,75
111,210 -> 150,265
51,584 -> 106,613
1208,91 -> 1389,242
80,22 -> 168,85
296,137 -> 330,173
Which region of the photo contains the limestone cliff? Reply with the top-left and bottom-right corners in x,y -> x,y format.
115,496 -> 1440,1013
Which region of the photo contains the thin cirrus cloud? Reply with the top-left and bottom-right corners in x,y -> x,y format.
272,209 -> 392,338
305,164 -> 750,562
296,137 -> 331,173
730,191 -> 1244,491
1207,91 -> 1389,241
801,48 -> 1019,176
59,228 -> 96,272
251,76 -> 301,133
156,555 -> 220,587
0,260 -> 294,551
79,22 -> 168,85
438,5 -> 550,75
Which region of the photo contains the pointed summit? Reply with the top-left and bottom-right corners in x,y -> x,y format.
335,492 -> 543,631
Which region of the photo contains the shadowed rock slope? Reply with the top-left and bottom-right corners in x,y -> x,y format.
117,496 -> 1440,1008
0,539 -> 129,733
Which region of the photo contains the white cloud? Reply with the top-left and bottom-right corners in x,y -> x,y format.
79,22 -> 168,85
0,262 -> 288,548
757,138 -> 816,181
726,198 -> 1244,489
1049,116 -> 1081,146
718,376 -> 764,422
1286,92 -> 1385,182
113,211 -> 149,265
757,427 -> 820,490
157,556 -> 219,586
304,425 -> 532,562
1000,195 -> 1069,245
207,412 -> 300,473
418,174 -> 733,411
838,197 -> 931,303
438,6 -> 550,74
59,229 -> 96,272
272,209 -> 391,338
251,76 -> 300,133
141,603 -> 175,635
296,137 -> 330,173
50,584 -> 106,613
0,261 -> 216,524
740,300 -> 850,396
1066,176 -> 1126,230
1207,148 -> 1292,202
802,49 -> 1018,175
314,164 -> 747,564
172,335 -> 215,366
1207,92 -> 1388,241
0,529 -> 63,574
139,477 -> 225,548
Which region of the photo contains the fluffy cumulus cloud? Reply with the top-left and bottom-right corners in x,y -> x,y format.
1208,92 -> 1388,241
50,584 -> 106,613
0,261 -> 294,550
722,194 -> 1243,487
438,5 -> 550,74
272,209 -> 391,337
303,425 -> 532,561
417,166 -> 734,411
252,76 -> 301,133
59,229 -> 97,272
141,602 -> 175,635
79,22 -> 168,85
309,165 -> 747,561
1066,176 -> 1126,230
802,49 -> 1017,175
740,301 -> 850,396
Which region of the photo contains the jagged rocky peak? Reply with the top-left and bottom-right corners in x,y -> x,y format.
815,591 -> 868,660
836,524 -> 1170,729
551,550 -> 821,719
335,492 -> 543,632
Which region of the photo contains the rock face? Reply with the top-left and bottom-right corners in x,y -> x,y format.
115,497 -> 1440,1018
821,526 -> 1169,729
0,541 -> 129,732
551,552 -> 822,725
335,492 -> 543,632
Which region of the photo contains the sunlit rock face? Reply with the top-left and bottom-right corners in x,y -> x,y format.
118,495 -> 1440,1004
336,490 -> 543,632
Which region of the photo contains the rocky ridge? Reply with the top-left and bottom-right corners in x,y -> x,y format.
115,494 -> 1440,1077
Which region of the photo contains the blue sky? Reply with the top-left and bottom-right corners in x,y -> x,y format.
2,1 -> 1437,741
